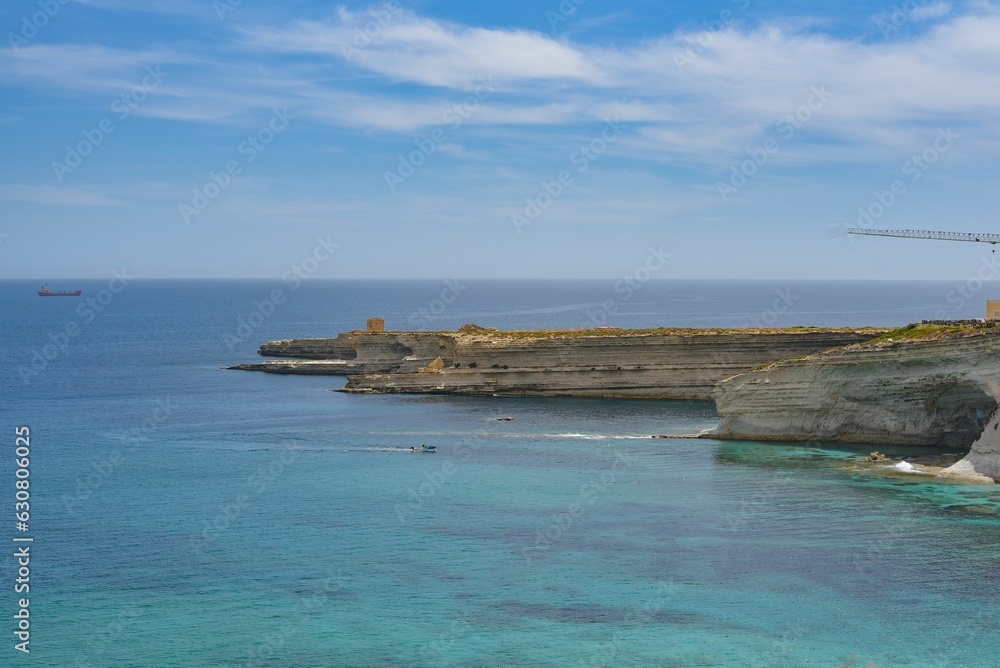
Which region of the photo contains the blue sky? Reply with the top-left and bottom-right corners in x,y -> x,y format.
1,0 -> 999,279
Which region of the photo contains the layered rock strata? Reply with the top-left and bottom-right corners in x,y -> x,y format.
711,325 -> 1000,480
233,328 -> 880,401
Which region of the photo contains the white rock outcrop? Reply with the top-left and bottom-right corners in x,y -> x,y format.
712,328 -> 1000,481
943,407 -> 1000,483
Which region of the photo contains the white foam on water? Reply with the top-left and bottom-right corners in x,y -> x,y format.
889,460 -> 933,475
545,433 -> 651,440
346,446 -> 416,452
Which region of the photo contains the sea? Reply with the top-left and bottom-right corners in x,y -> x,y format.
3,279 -> 1000,667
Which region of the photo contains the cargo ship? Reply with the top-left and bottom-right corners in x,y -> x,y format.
38,285 -> 82,297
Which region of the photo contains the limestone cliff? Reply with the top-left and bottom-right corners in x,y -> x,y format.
233,327 -> 881,401
711,324 -> 1000,480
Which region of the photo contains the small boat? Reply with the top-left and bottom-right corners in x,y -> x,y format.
409,444 -> 436,453
38,285 -> 82,297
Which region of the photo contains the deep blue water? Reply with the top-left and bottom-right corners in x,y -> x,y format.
2,279 -> 1000,667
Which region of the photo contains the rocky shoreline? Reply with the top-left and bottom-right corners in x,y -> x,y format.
709,323 -> 1000,482
231,321 -> 1000,482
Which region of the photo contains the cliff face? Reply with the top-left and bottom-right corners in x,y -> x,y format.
711,327 -> 1000,465
235,328 -> 880,401
233,332 -> 456,374
343,331 -> 879,399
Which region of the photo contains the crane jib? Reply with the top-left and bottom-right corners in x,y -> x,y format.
845,228 -> 1000,245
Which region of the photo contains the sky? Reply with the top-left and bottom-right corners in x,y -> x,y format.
1,0 -> 999,279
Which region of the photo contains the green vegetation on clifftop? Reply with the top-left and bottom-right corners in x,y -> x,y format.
863,322 -> 994,346
450,326 -> 888,340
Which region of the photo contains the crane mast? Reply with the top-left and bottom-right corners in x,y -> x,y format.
846,228 -> 1000,245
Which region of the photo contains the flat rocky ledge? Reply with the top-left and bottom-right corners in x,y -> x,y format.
230,325 -> 882,401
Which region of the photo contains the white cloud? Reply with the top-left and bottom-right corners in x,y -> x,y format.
234,7 -> 1000,155
244,7 -> 600,88
0,44 -> 181,94
3,6 -> 999,167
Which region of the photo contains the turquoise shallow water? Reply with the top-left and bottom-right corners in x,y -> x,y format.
3,280 -> 1000,667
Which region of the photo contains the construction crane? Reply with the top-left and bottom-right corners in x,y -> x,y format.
846,228 -> 1000,246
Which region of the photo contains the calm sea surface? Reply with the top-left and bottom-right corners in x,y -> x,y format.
2,279 -> 999,667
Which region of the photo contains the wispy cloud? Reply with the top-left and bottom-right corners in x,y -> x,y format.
243,7 -> 600,88
230,7 -> 1000,157
0,44 -> 181,94
2,5 -> 998,168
